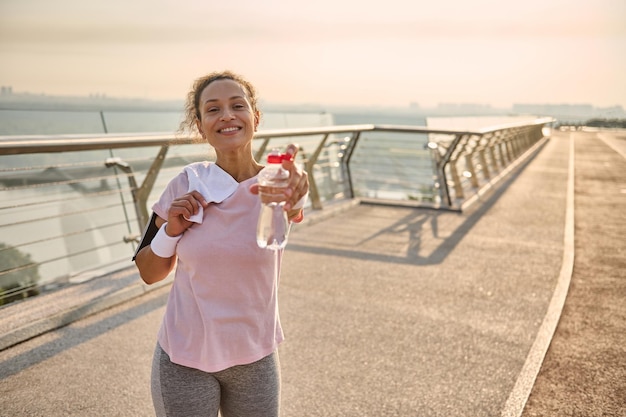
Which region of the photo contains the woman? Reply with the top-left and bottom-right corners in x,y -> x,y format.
134,70 -> 308,417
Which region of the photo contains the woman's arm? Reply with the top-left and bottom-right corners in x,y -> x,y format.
134,215 -> 177,285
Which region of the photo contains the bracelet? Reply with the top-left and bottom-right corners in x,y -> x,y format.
151,222 -> 182,258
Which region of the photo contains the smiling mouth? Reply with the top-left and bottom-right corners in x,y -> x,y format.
219,126 -> 241,133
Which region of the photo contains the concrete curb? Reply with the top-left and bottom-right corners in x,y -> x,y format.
0,273 -> 172,351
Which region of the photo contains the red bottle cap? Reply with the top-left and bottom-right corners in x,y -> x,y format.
267,153 -> 293,163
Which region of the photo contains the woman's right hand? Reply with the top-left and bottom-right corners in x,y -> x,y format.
165,190 -> 208,236
136,191 -> 205,285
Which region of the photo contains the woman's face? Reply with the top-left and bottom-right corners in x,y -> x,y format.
196,79 -> 259,152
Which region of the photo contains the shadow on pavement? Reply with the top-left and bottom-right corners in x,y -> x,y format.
291,143 -> 541,266
0,290 -> 168,379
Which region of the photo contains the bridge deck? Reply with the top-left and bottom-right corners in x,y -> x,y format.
0,130 -> 624,416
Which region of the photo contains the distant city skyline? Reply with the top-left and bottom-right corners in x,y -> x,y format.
2,87 -> 623,122
1,0 -> 625,110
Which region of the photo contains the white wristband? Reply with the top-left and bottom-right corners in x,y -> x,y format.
151,222 -> 182,258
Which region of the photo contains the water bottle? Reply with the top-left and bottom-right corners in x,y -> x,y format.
256,149 -> 290,250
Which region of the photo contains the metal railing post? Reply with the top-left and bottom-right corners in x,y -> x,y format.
134,145 -> 170,230
436,133 -> 466,207
303,133 -> 331,210
342,131 -> 362,199
254,137 -> 272,161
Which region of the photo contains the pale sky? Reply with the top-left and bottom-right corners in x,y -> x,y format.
1,0 -> 624,109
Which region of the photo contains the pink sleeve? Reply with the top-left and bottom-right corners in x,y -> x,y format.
151,171 -> 189,220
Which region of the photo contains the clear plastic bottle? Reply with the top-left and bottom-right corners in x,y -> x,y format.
256,149 -> 290,250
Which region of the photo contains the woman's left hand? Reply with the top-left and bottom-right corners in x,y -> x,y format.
249,143 -> 309,219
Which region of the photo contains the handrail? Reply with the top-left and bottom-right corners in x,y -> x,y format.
0,118 -> 553,155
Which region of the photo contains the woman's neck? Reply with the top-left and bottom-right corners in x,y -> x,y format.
215,152 -> 263,183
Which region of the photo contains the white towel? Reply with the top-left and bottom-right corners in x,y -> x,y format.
183,162 -> 239,224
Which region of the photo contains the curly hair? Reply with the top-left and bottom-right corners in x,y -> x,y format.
179,70 -> 261,138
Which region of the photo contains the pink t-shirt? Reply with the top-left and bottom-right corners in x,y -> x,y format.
152,162 -> 284,373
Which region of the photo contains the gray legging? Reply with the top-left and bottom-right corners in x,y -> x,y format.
151,344 -> 281,417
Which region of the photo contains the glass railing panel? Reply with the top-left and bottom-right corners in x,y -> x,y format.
0,149 -> 139,302
349,131 -> 438,203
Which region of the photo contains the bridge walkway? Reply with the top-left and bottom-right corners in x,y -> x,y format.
0,130 -> 624,416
